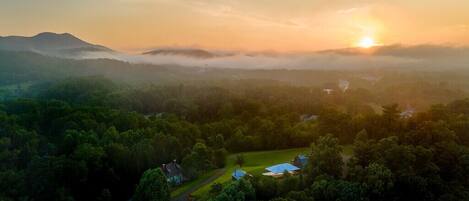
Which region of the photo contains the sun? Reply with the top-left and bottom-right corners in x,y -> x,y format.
358,36 -> 376,48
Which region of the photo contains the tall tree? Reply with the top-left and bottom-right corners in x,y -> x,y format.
236,154 -> 245,168
133,168 -> 170,201
307,134 -> 344,181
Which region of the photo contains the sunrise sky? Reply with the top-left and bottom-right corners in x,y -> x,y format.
1,0 -> 468,52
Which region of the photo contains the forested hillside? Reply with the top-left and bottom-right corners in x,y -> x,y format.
2,50 -> 469,111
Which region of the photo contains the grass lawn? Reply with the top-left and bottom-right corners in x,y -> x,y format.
171,169 -> 217,198
192,145 -> 354,199
192,147 -> 310,199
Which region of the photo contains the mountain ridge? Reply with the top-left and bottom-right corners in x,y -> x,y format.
0,32 -> 112,57
142,48 -> 232,59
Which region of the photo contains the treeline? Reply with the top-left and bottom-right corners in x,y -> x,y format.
2,50 -> 469,110
207,100 -> 469,201
0,99 -> 207,200
208,102 -> 469,201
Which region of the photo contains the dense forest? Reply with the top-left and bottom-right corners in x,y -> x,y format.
2,50 -> 469,109
0,74 -> 468,201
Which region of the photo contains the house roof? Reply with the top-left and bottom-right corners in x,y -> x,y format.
265,163 -> 300,174
300,114 -> 319,122
298,154 -> 308,160
162,161 -> 182,177
295,155 -> 309,166
400,109 -> 415,118
232,169 -> 246,180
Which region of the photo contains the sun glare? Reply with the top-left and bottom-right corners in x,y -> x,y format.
358,36 -> 376,48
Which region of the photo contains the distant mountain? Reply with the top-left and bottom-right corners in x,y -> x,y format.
0,32 -> 112,57
143,48 -> 234,59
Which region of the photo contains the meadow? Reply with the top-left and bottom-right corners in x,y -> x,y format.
191,147 -> 311,199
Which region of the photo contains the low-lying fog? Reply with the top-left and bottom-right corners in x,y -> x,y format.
76,44 -> 469,70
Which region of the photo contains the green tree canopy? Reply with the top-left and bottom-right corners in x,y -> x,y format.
133,168 -> 170,201
307,134 -> 344,181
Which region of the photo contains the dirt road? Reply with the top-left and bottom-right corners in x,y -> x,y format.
172,168 -> 226,201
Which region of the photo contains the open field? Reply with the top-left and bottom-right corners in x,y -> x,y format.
192,145 -> 353,199
191,147 -> 310,198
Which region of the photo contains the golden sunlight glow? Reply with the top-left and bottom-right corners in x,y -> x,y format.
358,37 -> 376,48
3,1 -> 469,51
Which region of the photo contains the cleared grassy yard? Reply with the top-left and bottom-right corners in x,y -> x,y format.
192,145 -> 353,199
192,147 -> 310,198
171,170 -> 217,198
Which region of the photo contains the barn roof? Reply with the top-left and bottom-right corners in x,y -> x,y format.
265,163 -> 300,174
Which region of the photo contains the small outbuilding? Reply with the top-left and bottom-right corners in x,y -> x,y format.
232,169 -> 247,180
292,154 -> 309,168
400,108 -> 415,119
300,114 -> 319,122
323,88 -> 334,95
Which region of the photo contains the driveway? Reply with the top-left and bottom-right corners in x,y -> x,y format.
172,168 -> 226,201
